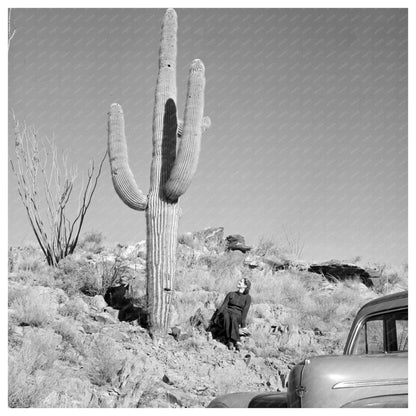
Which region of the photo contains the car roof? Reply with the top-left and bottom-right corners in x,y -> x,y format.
355,290 -> 408,321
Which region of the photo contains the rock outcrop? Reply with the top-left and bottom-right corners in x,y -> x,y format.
225,235 -> 251,253
308,261 -> 375,287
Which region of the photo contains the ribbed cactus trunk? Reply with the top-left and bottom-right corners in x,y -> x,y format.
107,9 -> 209,337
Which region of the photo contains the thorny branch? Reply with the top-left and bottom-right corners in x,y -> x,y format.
10,114 -> 107,266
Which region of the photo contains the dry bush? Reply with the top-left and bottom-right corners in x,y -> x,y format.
79,230 -> 105,254
10,290 -> 53,327
53,256 -> 101,296
370,263 -> 408,295
199,251 -> 245,275
20,329 -> 61,373
176,243 -> 200,269
171,290 -> 216,330
8,359 -> 53,408
309,283 -> 375,333
8,328 -> 61,407
59,296 -> 89,320
175,268 -> 215,292
16,257 -> 43,273
252,237 -> 281,257
53,319 -> 81,348
8,285 -> 27,307
12,246 -> 44,272
245,326 -> 281,359
86,335 -> 125,386
249,270 -> 308,306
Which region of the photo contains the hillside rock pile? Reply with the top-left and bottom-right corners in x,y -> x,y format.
8,276 -> 301,407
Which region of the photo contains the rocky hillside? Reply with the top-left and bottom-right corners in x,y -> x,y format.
8,228 -> 408,407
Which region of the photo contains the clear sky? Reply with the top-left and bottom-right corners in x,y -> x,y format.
8,8 -> 407,266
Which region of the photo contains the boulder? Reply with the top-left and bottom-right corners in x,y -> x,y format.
104,284 -> 148,326
272,324 -> 316,349
90,295 -> 107,311
104,285 -> 130,309
225,235 -> 251,253
94,312 -> 118,325
244,255 -> 290,272
308,262 -> 374,287
179,227 -> 225,252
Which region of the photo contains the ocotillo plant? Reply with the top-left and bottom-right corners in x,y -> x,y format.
107,9 -> 210,336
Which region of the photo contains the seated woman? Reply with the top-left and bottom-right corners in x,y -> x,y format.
217,278 -> 252,351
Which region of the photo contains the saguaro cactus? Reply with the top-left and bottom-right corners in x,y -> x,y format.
108,9 -> 210,336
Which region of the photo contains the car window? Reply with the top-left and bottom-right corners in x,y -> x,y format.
352,309 -> 408,354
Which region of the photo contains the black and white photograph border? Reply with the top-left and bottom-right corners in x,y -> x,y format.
4,0 -> 413,412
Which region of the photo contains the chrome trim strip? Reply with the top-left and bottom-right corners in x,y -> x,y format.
333,378 -> 408,389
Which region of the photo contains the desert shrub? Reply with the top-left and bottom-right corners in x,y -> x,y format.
79,230 -> 105,254
246,270 -> 372,334
201,251 -> 244,274
8,360 -> 53,408
20,329 -> 61,373
86,335 -> 125,386
302,281 -> 376,334
175,268 -> 216,292
8,329 -> 61,407
171,290 -> 216,330
53,319 -> 81,348
8,285 -> 27,307
9,269 -> 36,285
10,291 -> 52,327
245,325 -> 278,356
53,256 -> 101,296
252,237 -> 281,258
93,255 -> 143,297
17,257 -> 43,273
370,263 -> 408,295
176,243 -> 200,269
59,296 -> 89,320
249,270 -> 307,306
13,246 -> 44,272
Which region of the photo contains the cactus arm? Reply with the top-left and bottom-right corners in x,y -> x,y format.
150,8 -> 178,191
163,59 -> 207,201
108,103 -> 148,211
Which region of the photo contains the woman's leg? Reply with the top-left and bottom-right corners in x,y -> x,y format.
229,311 -> 241,344
222,309 -> 231,340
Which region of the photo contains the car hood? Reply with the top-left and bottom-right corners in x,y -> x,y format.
299,353 -> 408,407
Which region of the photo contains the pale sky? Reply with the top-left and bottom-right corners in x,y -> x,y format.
8,8 -> 407,266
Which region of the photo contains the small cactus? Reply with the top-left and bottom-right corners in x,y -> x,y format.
107,9 -> 210,336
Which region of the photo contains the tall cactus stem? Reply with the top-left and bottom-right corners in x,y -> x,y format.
107,8 -> 210,336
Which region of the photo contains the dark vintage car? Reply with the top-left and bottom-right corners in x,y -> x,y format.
207,290 -> 408,408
